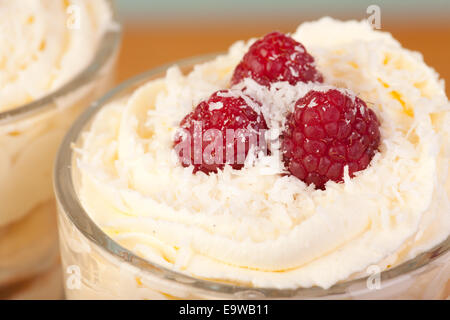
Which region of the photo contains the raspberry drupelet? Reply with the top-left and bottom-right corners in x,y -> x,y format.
174,90 -> 268,174
231,31 -> 323,87
281,89 -> 381,190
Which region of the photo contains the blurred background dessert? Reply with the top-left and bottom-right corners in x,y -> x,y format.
0,0 -> 120,299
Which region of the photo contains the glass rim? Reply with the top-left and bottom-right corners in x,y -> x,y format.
54,53 -> 450,298
0,0 -> 122,125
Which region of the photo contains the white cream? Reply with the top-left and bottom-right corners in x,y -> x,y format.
0,0 -> 112,111
77,18 -> 450,289
0,0 -> 113,227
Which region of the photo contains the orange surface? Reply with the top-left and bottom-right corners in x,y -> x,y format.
117,23 -> 450,97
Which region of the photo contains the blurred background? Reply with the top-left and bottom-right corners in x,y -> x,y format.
115,0 -> 450,95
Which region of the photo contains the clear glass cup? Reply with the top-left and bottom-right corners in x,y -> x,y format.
0,0 -> 121,299
55,55 -> 450,300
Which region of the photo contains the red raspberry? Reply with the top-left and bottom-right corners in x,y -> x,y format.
231,31 -> 323,87
281,89 -> 381,190
174,90 -> 268,174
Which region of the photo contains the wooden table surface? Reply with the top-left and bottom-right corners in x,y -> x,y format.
117,23 -> 450,97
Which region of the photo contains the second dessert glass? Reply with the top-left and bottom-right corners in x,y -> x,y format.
55,55 -> 449,300
0,1 -> 121,299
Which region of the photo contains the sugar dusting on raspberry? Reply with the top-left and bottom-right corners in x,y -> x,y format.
281,89 -> 381,189
234,77 -> 339,133
174,90 -> 268,174
231,31 -> 323,87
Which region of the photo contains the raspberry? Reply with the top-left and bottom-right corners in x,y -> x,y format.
174,90 -> 268,174
231,31 -> 323,87
281,89 -> 381,189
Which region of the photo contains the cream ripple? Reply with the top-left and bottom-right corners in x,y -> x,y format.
0,0 -> 112,111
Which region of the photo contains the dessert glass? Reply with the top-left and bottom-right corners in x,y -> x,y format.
0,0 -> 121,299
55,55 -> 450,300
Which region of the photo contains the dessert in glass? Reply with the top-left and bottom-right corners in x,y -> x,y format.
55,18 -> 449,299
0,0 -> 121,299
